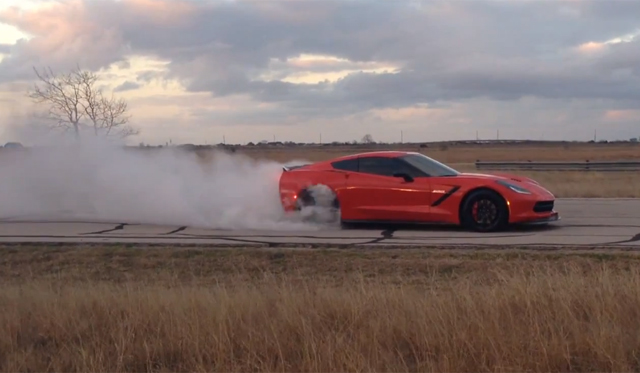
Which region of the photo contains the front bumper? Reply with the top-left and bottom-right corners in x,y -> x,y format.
508,198 -> 559,225
518,211 -> 560,225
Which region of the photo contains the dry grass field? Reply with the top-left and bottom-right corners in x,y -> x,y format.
2,141 -> 639,197
4,244 -> 640,372
230,142 -> 640,198
232,141 -> 640,163
451,166 -> 640,198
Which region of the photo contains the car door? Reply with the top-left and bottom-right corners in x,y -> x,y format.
339,156 -> 432,222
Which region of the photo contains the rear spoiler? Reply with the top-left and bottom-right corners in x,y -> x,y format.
282,164 -> 310,172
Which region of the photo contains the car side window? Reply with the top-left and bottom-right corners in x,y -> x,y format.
358,157 -> 419,177
331,159 -> 359,172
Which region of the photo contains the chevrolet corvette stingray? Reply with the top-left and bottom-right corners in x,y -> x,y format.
278,151 -> 559,232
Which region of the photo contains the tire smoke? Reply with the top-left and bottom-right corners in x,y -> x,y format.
298,184 -> 342,225
0,135 -> 330,230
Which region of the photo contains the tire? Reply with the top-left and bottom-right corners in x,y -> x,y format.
460,189 -> 509,232
295,186 -> 341,225
295,189 -> 316,209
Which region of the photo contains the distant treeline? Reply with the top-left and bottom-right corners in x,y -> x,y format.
2,138 -> 639,150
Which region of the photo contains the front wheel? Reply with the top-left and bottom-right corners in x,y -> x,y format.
460,190 -> 509,232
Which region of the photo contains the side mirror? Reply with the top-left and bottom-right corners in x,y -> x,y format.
393,172 -> 414,182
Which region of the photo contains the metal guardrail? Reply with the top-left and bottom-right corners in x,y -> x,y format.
475,160 -> 640,171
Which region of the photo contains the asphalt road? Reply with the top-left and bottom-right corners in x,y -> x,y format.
0,199 -> 638,247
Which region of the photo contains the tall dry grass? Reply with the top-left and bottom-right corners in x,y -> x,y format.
3,246 -> 640,372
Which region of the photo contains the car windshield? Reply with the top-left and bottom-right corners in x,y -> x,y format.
400,153 -> 460,177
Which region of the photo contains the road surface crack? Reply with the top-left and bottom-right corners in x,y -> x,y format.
602,232 -> 640,245
362,229 -> 396,244
164,226 -> 187,235
81,223 -> 127,235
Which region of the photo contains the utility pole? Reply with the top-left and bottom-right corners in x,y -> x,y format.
401,130 -> 403,143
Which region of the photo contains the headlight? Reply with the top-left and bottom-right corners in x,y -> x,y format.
496,180 -> 531,194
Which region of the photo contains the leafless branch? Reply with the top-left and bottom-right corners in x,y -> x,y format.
27,64 -> 139,140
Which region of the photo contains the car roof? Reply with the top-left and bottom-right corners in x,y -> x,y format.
328,151 -> 414,162
294,151 -> 418,171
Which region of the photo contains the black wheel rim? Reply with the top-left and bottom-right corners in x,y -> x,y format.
471,199 -> 499,228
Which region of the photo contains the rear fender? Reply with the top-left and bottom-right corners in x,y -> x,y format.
279,170 -> 302,211
278,169 -> 345,211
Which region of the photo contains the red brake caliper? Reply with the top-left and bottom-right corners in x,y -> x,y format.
472,201 -> 479,222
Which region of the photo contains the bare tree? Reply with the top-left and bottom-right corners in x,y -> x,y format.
361,134 -> 375,144
27,65 -> 139,139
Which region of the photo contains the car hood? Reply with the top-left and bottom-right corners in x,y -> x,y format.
457,172 -> 555,198
458,172 -> 539,184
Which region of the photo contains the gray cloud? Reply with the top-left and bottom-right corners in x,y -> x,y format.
136,70 -> 165,83
0,44 -> 12,54
1,0 -> 640,141
104,0 -> 640,114
114,80 -> 140,92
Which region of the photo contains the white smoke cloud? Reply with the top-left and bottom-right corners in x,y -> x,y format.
0,128 -> 333,231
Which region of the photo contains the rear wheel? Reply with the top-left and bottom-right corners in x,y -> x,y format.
460,189 -> 509,232
295,186 -> 341,225
295,189 -> 316,209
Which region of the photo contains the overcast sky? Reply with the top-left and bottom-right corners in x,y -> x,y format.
0,0 -> 639,145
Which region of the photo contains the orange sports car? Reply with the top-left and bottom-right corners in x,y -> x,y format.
278,151 -> 559,232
